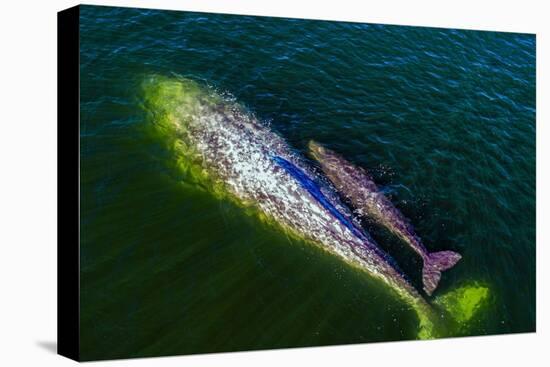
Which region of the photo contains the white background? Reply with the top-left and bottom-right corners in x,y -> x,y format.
0,0 -> 547,365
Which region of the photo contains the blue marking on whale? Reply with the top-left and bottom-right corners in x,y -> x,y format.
271,155 -> 407,279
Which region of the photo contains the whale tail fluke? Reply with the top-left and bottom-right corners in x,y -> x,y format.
416,281 -> 489,339
422,251 -> 462,296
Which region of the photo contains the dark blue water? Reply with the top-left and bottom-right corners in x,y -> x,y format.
78,5 -> 535,361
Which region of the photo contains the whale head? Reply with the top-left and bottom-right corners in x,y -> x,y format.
141,75 -> 207,127
308,140 -> 327,160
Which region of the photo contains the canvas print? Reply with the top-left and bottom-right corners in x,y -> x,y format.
61,4 -> 535,361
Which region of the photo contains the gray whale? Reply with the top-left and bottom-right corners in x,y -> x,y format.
308,141 -> 461,295
142,75 -> 487,338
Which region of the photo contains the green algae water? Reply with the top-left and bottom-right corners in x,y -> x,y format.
78,5 -> 536,360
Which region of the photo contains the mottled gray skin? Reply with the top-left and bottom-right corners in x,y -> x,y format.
309,141 -> 461,296
159,79 -> 433,315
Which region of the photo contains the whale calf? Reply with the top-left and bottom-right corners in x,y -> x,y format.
308,141 -> 461,295
142,75 -> 440,329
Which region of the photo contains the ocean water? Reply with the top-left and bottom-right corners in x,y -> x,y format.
78,5 -> 536,361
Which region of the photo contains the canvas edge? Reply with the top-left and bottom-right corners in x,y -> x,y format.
57,4 -> 81,362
